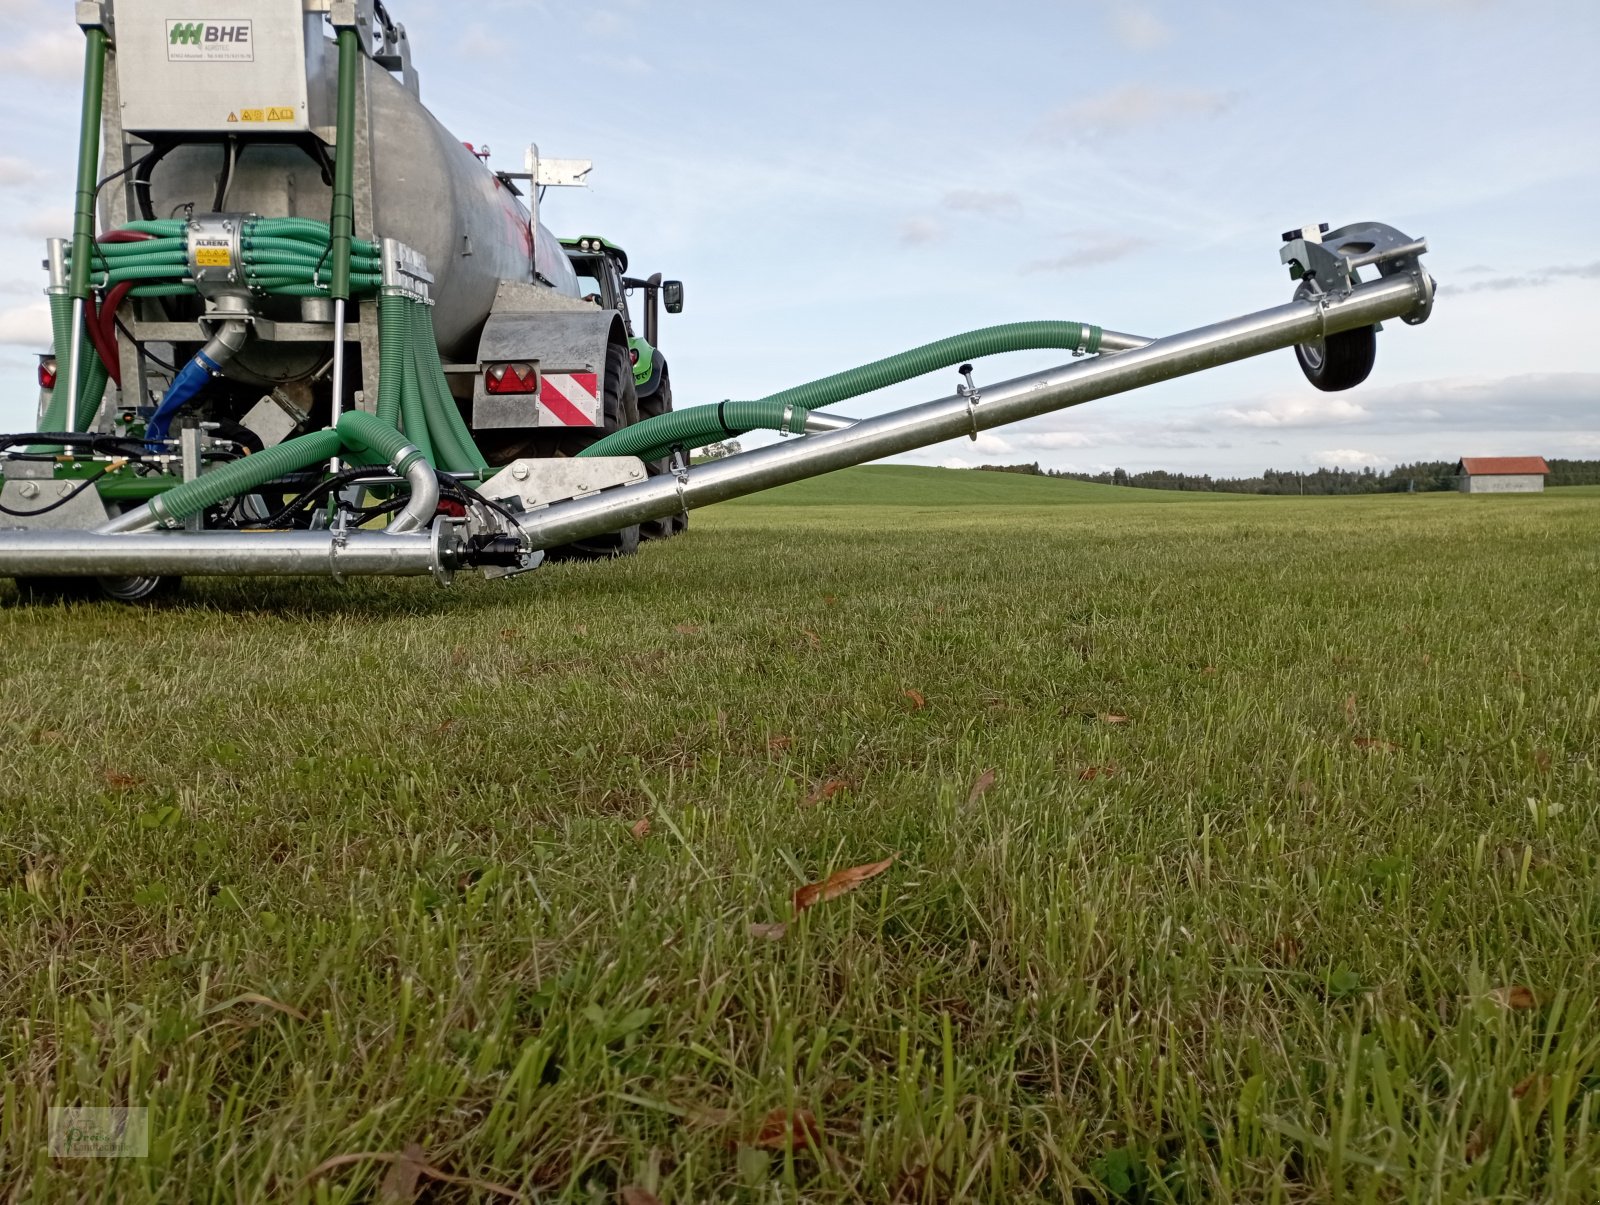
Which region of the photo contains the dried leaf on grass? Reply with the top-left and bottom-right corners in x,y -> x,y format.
800,629 -> 822,650
1465,1122 -> 1490,1162
680,1103 -> 735,1129
1513,1072 -> 1552,1100
767,735 -> 793,752
1487,985 -> 1538,1010
102,769 -> 143,790
1344,693 -> 1358,723
967,768 -> 997,804
748,922 -> 788,941
902,688 -> 926,710
793,856 -> 895,912
1353,736 -> 1398,752
1077,763 -> 1120,781
802,779 -> 849,808
305,1147 -> 520,1200
1099,713 -> 1129,725
377,1143 -> 426,1203
629,818 -> 651,841
749,1107 -> 824,1151
202,992 -> 306,1021
673,622 -> 702,635
619,1189 -> 663,1205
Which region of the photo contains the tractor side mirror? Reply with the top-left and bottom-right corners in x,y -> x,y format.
662,280 -> 684,314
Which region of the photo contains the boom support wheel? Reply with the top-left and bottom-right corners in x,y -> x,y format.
1292,281 -> 1377,392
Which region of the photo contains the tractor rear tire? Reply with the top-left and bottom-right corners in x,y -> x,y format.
639,372 -> 688,542
545,340 -> 645,561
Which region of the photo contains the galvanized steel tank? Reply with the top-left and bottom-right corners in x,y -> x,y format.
125,44 -> 578,369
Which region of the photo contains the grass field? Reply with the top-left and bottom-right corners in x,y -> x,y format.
2,470 -> 1597,1202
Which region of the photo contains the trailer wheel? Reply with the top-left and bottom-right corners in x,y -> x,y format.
640,372 -> 688,542
545,340 -> 644,561
95,575 -> 181,603
1295,325 -> 1376,392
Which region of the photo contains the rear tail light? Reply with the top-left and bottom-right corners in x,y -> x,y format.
37,355 -> 56,391
484,361 -> 538,395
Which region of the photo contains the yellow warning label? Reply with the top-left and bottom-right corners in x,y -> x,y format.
195,247 -> 231,267
239,108 -> 264,122
226,111 -> 239,123
266,106 -> 295,122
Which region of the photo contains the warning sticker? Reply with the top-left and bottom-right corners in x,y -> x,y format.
238,108 -> 264,123
166,19 -> 254,63
194,247 -> 231,267
266,106 -> 296,122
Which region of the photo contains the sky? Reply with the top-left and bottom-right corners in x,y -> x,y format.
0,0 -> 1595,476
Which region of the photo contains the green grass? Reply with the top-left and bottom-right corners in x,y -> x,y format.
2,470 -> 1597,1202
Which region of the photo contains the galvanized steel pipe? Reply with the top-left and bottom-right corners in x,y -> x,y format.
0,530 -> 447,577
510,273 -> 1426,550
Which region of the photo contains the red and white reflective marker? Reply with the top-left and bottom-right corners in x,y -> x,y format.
538,372 -> 600,427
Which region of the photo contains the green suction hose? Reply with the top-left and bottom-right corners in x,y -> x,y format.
143,411 -> 422,526
578,320 -> 1104,462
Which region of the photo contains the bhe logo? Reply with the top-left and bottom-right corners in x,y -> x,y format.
165,19 -> 253,60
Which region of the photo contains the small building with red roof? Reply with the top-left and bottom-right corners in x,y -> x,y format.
1454,456 -> 1550,494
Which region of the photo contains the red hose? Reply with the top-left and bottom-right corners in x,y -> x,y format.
88,280 -> 134,387
86,231 -> 156,385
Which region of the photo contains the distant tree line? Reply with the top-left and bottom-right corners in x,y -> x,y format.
974,459 -> 1600,494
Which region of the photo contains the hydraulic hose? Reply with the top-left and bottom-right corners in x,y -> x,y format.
577,320 -> 1105,462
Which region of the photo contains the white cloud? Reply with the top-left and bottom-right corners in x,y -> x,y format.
898,216 -> 944,246
1444,261 -> 1600,293
0,156 -> 44,188
1218,395 -> 1372,428
1316,448 -> 1387,467
0,300 -> 51,348
1107,6 -> 1174,51
1042,85 -> 1235,139
1023,234 -> 1152,273
971,433 -> 1013,454
1012,430 -> 1096,449
18,209 -> 70,239
942,189 -> 1021,216
0,29 -> 83,82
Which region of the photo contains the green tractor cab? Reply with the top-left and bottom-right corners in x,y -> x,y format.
559,236 -> 683,406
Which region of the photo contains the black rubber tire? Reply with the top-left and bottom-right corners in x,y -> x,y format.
11,575 -> 180,604
545,340 -> 645,561
639,372 -> 688,542
95,575 -> 181,603
1295,325 -> 1377,392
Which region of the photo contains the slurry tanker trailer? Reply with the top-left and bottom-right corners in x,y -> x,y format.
0,1 -> 1436,600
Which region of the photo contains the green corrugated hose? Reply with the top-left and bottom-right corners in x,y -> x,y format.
578,320 -> 1104,462
146,410 -> 422,525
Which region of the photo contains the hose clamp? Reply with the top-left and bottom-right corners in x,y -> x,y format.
779,403 -> 795,435
957,365 -> 981,441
